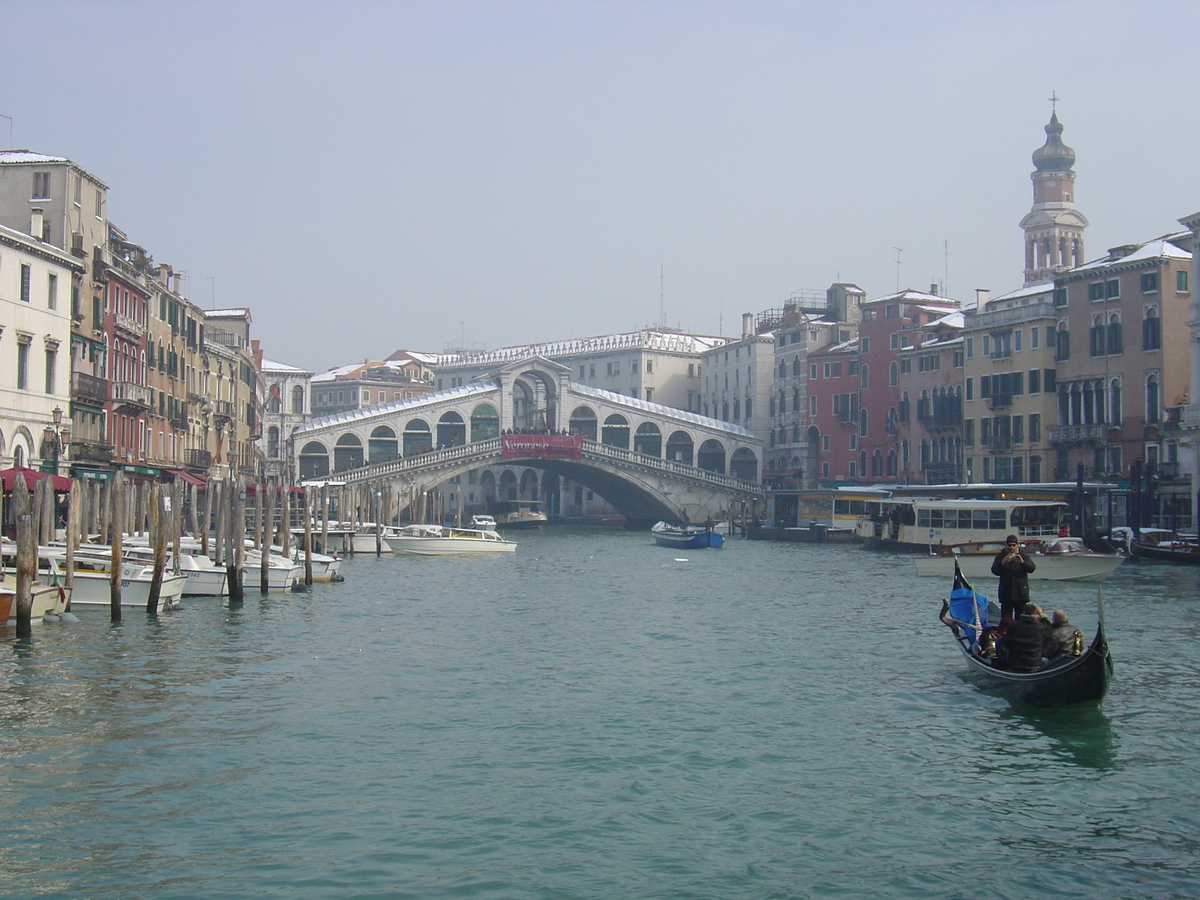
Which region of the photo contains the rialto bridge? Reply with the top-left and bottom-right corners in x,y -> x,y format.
291,357 -> 763,524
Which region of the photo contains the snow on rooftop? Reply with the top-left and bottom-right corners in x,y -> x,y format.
261,358 -> 311,374
298,380 -> 500,432
1072,236 -> 1192,274
0,150 -> 70,164
204,308 -> 252,318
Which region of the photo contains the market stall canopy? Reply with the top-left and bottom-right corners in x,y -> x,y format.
0,467 -> 73,492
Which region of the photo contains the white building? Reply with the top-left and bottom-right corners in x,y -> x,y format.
259,357 -> 314,485
0,222 -> 82,470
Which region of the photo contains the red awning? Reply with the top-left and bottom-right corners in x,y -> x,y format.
167,469 -> 207,487
0,467 -> 73,492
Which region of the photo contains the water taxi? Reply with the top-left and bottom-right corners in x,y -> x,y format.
913,536 -> 1123,582
390,524 -> 517,556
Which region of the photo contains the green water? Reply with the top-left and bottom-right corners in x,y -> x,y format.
2,530 -> 1198,899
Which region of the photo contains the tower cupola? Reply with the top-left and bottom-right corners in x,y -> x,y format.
1019,106 -> 1088,285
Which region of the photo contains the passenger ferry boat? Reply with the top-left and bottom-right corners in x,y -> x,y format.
488,500 -> 549,529
854,498 -> 1067,552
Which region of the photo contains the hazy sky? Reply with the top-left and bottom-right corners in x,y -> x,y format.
3,1 -> 1198,373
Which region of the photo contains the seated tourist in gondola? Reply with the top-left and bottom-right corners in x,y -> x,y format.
1045,609 -> 1084,658
1001,603 -> 1052,672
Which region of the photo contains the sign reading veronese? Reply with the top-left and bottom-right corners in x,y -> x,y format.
501,434 -> 584,460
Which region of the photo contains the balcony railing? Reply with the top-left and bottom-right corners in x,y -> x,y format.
111,381 -> 152,410
184,448 -> 212,470
986,393 -> 1012,409
68,440 -> 114,464
113,312 -> 145,337
71,371 -> 109,402
1049,423 -> 1107,444
214,399 -> 235,418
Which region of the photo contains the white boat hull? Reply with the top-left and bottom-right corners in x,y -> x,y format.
390,524 -> 516,556
66,567 -> 188,608
1,583 -> 69,624
914,552 -> 1123,583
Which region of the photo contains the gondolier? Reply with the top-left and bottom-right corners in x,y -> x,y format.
991,535 -> 1036,619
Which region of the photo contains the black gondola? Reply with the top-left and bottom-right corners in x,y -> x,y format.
938,562 -> 1113,708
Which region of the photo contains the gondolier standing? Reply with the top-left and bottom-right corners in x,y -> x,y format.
992,535 -> 1036,620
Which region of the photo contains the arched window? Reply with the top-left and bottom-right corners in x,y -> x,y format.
267,426 -> 280,458
634,422 -> 662,457
1110,378 -> 1121,425
333,433 -> 364,471
792,357 -> 801,376
886,449 -> 897,477
470,403 -> 499,442
291,384 -> 305,414
871,449 -> 882,477
697,439 -> 726,474
298,441 -> 329,478
1107,312 -> 1123,355
860,364 -> 869,389
267,384 -> 281,413
436,411 -> 466,448
889,361 -> 898,386
403,419 -> 432,455
1146,374 -> 1160,424
666,431 -> 694,465
1142,306 -> 1161,350
368,425 -> 399,464
601,414 -> 630,449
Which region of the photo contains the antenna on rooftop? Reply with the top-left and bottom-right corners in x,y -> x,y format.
943,240 -> 950,296
894,247 -> 903,291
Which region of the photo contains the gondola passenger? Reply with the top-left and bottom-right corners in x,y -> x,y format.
1002,603 -> 1052,672
1046,609 -> 1084,658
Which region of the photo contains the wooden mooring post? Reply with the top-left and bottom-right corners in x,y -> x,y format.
303,487 -> 314,587
109,475 -> 123,622
147,484 -> 168,615
13,474 -> 36,641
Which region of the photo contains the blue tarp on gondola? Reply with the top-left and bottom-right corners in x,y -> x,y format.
949,586 -> 989,644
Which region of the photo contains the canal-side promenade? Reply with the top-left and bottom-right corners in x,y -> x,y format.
2,531 -> 1198,899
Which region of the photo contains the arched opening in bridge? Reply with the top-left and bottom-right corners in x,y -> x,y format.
299,440 -> 329,478
697,439 -> 726,474
437,411 -> 466,448
519,469 -> 539,500
369,426 -> 398,465
404,419 -> 432,456
471,404 -> 499,442
479,470 -> 497,502
499,469 -> 518,500
665,430 -> 694,465
730,447 -> 758,482
634,422 -> 662,457
511,371 -> 558,432
540,471 -> 561,516
334,433 -> 364,471
602,414 -> 630,449
569,406 -> 597,440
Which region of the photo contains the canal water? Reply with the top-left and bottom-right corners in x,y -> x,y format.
1,530 -> 1198,899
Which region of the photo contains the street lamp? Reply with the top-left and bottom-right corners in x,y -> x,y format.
42,406 -> 70,476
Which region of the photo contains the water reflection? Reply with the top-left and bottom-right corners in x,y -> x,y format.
1001,703 -> 1117,770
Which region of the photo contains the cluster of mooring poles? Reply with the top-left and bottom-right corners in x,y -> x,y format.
2,471 -> 321,640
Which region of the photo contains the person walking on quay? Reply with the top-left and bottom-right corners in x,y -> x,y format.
991,534 -> 1036,620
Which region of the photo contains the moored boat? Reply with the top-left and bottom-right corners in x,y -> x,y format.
390,524 -> 517,555
857,498 -> 1066,552
938,563 -> 1112,708
488,500 -> 548,529
650,521 -> 724,549
1121,527 -> 1200,565
914,536 -> 1123,582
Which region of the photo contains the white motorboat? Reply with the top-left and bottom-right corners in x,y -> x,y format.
0,546 -> 71,623
488,500 -> 548,529
913,537 -> 1124,583
272,543 -> 343,583
389,524 -> 517,556
42,549 -> 187,610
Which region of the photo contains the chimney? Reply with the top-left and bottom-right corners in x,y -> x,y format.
30,208 -> 44,240
975,289 -> 990,309
929,282 -> 939,296
173,273 -> 182,294
742,312 -> 754,339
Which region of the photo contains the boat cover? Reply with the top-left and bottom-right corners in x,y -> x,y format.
949,586 -> 989,644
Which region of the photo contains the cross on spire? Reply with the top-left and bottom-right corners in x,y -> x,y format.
1049,91 -> 1059,114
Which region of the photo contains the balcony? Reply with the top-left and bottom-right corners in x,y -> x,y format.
184,448 -> 212,470
986,393 -> 1012,409
71,371 -> 109,403
213,399 -> 235,420
69,440 -> 114,464
986,435 -> 1014,452
111,381 -> 152,411
1049,423 -> 1107,444
923,462 -> 962,485
1156,461 -> 1182,480
113,312 -> 145,338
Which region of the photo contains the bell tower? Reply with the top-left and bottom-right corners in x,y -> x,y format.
1019,100 -> 1088,285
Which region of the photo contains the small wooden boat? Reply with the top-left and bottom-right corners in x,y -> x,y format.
390,524 -> 517,556
1126,528 -> 1200,565
650,521 -> 724,549
938,562 -> 1112,708
914,537 -> 1123,582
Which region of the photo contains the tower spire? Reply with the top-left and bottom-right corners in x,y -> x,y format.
1019,102 -> 1088,285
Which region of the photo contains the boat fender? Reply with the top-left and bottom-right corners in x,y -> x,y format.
291,582 -> 309,593
59,612 -> 80,625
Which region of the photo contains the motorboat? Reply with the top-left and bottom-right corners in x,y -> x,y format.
389,524 -> 517,555
914,536 -> 1123,582
488,500 -> 548,529
40,548 -> 186,610
0,545 -> 71,623
650,521 -> 724,549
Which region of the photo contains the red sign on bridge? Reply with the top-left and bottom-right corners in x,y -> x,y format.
501,434 -> 584,460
